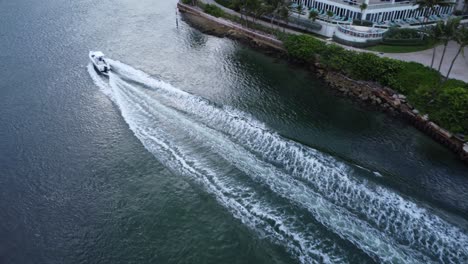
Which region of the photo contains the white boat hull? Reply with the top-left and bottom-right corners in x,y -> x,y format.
89,51 -> 111,76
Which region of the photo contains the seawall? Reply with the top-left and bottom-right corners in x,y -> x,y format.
178,3 -> 284,52
177,2 -> 468,164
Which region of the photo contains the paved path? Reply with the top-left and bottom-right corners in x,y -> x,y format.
385,41 -> 468,82
199,0 -> 468,82
202,0 -> 302,35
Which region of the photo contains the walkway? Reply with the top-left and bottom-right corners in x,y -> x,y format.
385,41 -> 468,82
198,0 -> 468,82
201,0 -> 303,35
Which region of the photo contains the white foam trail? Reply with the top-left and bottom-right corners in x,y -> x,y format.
89,60 -> 468,264
106,74 -> 357,264
87,64 -> 114,100
112,74 -> 420,263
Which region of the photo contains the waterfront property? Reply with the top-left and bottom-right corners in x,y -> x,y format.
293,0 -> 456,26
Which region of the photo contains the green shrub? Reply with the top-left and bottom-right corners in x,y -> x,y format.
320,44 -> 353,71
214,0 -> 242,11
203,4 -> 225,18
284,34 -> 468,134
384,28 -> 422,39
382,28 -> 427,46
283,35 -> 326,62
442,79 -> 468,90
382,38 -> 428,46
390,62 -> 440,93
430,86 -> 468,133
347,53 -> 403,86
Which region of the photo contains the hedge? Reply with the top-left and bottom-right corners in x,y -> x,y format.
284,34 -> 468,134
353,19 -> 374,27
382,38 -> 428,46
203,4 -> 224,18
384,28 -> 422,39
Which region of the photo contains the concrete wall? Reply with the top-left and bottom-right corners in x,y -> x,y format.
310,20 -> 338,37
178,3 -> 285,51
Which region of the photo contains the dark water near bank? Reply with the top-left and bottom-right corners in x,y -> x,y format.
1,0 -> 467,263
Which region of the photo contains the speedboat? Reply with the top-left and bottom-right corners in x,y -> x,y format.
89,51 -> 111,76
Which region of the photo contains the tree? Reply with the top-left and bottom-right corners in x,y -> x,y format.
413,0 -> 453,26
268,2 -> 281,30
245,0 -> 261,22
232,0 -> 247,25
309,10 -> 319,21
264,0 -> 289,32
359,3 -> 368,25
296,3 -> 303,19
252,1 -> 270,22
326,10 -> 334,33
279,5 -> 290,32
427,22 -> 444,68
437,18 -> 460,72
445,26 -> 468,80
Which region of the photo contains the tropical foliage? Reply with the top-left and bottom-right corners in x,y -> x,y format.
435,18 -> 460,72
382,28 -> 427,46
192,1 -> 468,134
385,28 -> 423,39
413,0 -> 454,24
284,34 -> 468,134
203,4 -> 225,17
445,26 -> 468,81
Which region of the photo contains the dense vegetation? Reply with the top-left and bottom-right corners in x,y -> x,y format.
203,3 -> 225,17
366,43 -> 435,53
284,34 -> 468,134
215,0 -> 242,11
385,28 -> 422,39
382,28 -> 428,46
186,0 -> 468,135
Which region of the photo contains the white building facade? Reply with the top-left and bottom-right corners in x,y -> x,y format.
293,0 -> 456,23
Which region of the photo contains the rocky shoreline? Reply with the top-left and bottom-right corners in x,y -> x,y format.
177,2 -> 468,164
319,70 -> 467,160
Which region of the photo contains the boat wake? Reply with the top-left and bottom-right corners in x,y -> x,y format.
87,61 -> 468,264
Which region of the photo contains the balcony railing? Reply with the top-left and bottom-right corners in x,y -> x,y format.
337,25 -> 386,39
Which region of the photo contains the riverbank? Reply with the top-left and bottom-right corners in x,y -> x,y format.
177,2 -> 468,163
178,2 -> 285,52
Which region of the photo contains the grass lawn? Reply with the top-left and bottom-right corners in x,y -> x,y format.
365,42 -> 436,53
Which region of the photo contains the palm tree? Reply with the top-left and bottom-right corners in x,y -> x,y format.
279,5 -> 290,32
427,22 -> 444,68
245,0 -> 261,22
296,3 -> 304,19
253,2 -> 270,22
414,0 -> 453,25
326,10 -> 334,33
233,0 -> 247,25
359,3 -> 368,25
309,10 -> 319,21
445,26 -> 468,80
268,2 -> 281,30
266,0 -> 289,32
437,18 -> 461,72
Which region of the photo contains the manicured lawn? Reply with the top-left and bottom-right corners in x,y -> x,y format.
365,42 -> 436,53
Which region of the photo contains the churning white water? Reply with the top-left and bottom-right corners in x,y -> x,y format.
88,61 -> 468,264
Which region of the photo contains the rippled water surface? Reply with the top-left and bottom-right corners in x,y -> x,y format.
1,0 -> 467,263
